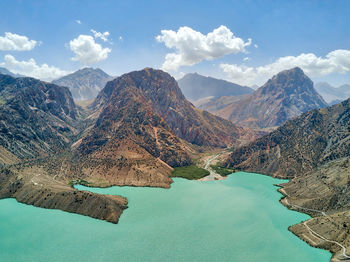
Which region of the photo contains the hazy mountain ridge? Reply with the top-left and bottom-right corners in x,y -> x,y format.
53,68 -> 113,101
178,72 -> 253,101
0,67 -> 25,78
315,82 -> 350,104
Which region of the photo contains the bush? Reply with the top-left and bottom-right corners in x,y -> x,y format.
171,165 -> 209,180
210,164 -> 235,176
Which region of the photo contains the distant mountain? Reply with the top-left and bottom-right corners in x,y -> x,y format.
53,67 -> 113,101
314,82 -> 350,104
225,98 -> 350,258
193,94 -> 249,114
215,67 -> 327,129
177,73 -> 253,101
0,67 -> 25,78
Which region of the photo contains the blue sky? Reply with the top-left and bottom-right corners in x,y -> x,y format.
0,0 -> 350,86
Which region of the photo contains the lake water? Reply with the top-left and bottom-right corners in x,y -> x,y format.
0,172 -> 331,261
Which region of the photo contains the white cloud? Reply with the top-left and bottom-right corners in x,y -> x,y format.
254,44 -> 258,48
156,25 -> 251,71
243,57 -> 250,61
76,20 -> 82,24
119,36 -> 123,41
69,35 -> 111,65
90,29 -> 110,42
0,32 -> 37,51
1,54 -> 69,80
220,49 -> 350,86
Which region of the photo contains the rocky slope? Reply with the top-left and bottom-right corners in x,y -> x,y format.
0,74 -> 78,165
53,67 -> 113,101
178,73 -> 253,101
216,67 -> 328,129
225,98 -> 350,260
93,68 -> 256,148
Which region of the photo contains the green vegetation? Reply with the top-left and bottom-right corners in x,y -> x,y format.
68,179 -> 92,188
171,165 -> 209,180
210,164 -> 235,176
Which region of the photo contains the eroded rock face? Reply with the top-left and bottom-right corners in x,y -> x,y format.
0,74 -> 78,164
216,67 -> 328,129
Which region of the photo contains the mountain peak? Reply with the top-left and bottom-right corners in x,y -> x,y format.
52,67 -> 112,101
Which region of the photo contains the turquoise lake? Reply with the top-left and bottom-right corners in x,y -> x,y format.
0,172 -> 331,261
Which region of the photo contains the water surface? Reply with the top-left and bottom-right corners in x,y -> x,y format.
0,172 -> 331,261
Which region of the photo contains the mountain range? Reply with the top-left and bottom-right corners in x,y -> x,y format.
199,67 -> 328,130
52,67 -> 113,101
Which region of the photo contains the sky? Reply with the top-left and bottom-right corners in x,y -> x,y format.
0,0 -> 350,87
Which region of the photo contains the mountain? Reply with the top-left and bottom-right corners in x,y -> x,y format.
0,73 -> 128,224
315,82 -> 350,104
0,67 -> 24,78
215,67 -> 328,129
177,73 -> 253,101
0,74 -> 78,165
53,67 -> 113,101
225,98 -> 350,258
93,68 -> 256,148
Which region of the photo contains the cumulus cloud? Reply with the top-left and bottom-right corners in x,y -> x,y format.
220,50 -> 350,86
156,25 -> 251,71
0,32 -> 38,51
90,29 -> 110,42
76,20 -> 82,24
69,35 -> 111,65
1,54 -> 69,80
